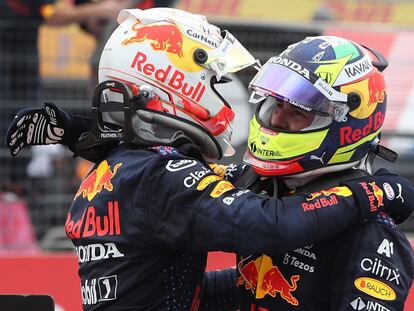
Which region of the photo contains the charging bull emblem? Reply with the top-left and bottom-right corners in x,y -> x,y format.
238,255 -> 300,306
74,160 -> 122,201
123,22 -> 184,57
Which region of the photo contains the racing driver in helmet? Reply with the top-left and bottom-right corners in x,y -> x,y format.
233,35 -> 414,310
6,10 -> 414,311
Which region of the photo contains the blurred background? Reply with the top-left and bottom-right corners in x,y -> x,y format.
0,0 -> 414,309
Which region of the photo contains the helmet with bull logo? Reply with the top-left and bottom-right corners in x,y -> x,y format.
97,8 -> 256,160
244,35 -> 390,177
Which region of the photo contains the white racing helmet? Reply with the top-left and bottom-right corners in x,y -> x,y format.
97,8 -> 257,159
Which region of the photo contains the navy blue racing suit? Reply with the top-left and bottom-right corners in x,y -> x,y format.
230,166 -> 414,311
66,142 -> 396,310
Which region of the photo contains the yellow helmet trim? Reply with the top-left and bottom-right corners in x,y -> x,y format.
328,129 -> 381,164
248,116 -> 329,160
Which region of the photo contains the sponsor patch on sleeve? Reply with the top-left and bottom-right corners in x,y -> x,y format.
196,175 -> 223,191
209,163 -> 228,177
210,181 -> 234,198
354,277 -> 396,301
166,159 -> 198,172
149,146 -> 178,156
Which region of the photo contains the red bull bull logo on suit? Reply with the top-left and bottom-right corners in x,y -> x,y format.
238,255 -> 300,306
358,181 -> 384,212
302,186 -> 353,212
74,160 -> 122,202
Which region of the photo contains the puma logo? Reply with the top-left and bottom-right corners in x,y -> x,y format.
396,183 -> 404,203
310,152 -> 326,164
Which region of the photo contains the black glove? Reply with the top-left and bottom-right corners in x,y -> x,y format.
6,102 -> 89,156
341,168 -> 414,224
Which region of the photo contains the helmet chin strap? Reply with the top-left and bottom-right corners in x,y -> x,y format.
135,110 -> 222,159
92,80 -> 229,160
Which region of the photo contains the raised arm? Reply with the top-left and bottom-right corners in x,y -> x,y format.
146,155 -> 414,256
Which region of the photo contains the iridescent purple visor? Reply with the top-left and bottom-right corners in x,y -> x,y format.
249,62 -> 338,115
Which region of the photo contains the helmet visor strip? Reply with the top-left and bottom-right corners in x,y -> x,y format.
205,30 -> 257,81
249,60 -> 350,121
119,10 -> 257,81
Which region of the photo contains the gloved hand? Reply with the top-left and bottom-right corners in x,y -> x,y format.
341,168 -> 414,224
6,102 -> 87,156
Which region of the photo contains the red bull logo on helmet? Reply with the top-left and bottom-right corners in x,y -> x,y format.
123,22 -> 184,57
74,161 -> 122,202
368,71 -> 386,106
344,73 -> 386,121
237,255 -> 300,306
130,51 -> 206,103
340,111 -> 383,146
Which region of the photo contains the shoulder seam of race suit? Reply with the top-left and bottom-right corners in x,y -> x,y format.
144,147 -> 200,245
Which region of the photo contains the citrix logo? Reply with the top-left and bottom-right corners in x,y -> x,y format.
360,257 -> 400,285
